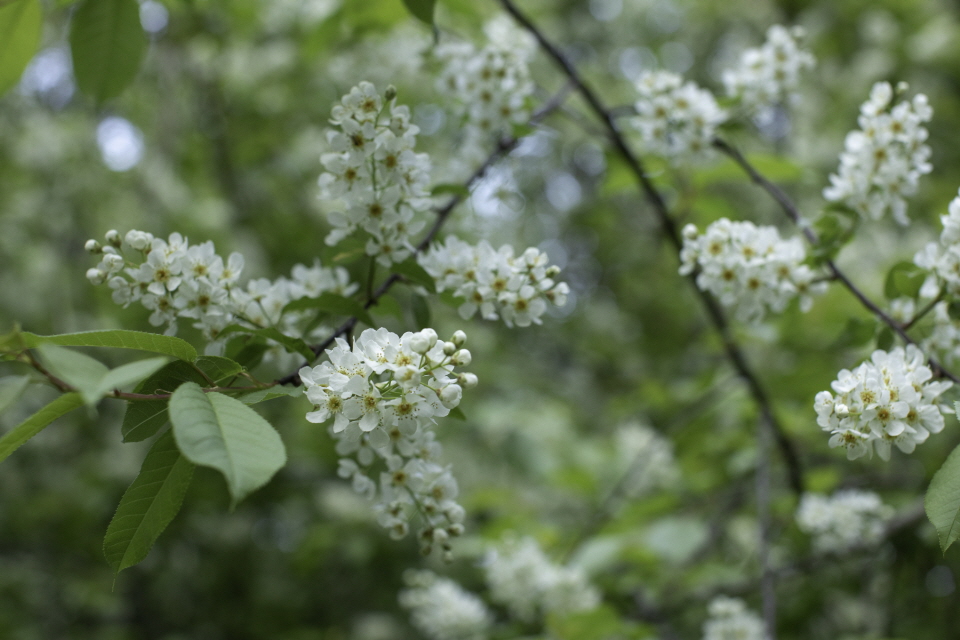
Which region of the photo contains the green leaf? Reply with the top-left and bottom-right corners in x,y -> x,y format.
392,257 -> 437,294
224,335 -> 270,370
219,326 -> 314,362
883,261 -> 925,300
282,293 -> 375,329
925,439 -> 960,553
19,330 -> 197,361
876,326 -> 895,351
412,295 -> 431,329
103,430 -> 195,575
832,317 -> 877,349
122,360 -> 206,443
399,0 -> 435,25
69,0 -> 147,102
169,382 -> 286,507
236,385 -> 304,405
0,393 -> 84,464
194,356 -> 243,384
0,375 -> 30,414
0,0 -> 41,95
38,344 -> 168,406
447,406 -> 466,421
370,294 -> 403,320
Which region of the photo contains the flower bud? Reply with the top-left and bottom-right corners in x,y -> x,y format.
835,403 -> 850,418
432,528 -> 449,545
546,265 -> 561,278
105,229 -> 122,247
451,330 -> 467,347
86,268 -> 106,285
442,341 -> 457,356
385,85 -> 397,101
447,523 -> 465,537
407,332 -> 430,354
85,239 -> 102,253
457,372 -> 478,388
420,327 -> 438,349
452,349 -> 471,366
439,384 -> 462,408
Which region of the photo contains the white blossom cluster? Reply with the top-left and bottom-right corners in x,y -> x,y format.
418,236 -> 569,327
299,327 -> 477,552
702,597 -> 765,640
922,302 -> 960,368
813,345 -> 953,460
398,570 -> 492,640
85,229 -> 356,343
722,25 -> 815,112
914,189 -> 960,299
631,70 -> 726,163
795,490 -> 894,553
615,422 -> 679,497
434,16 -> 536,169
823,81 -> 933,225
483,537 -> 600,623
318,82 -> 432,266
679,218 -> 826,323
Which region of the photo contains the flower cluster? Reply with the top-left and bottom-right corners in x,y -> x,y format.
631,70 -> 726,163
795,490 -> 894,553
722,24 -> 815,112
318,82 -> 432,266
922,302 -> 960,368
483,537 -> 600,623
418,236 -> 569,327
299,328 -> 477,552
85,229 -> 356,344
823,81 -> 933,225
434,16 -> 536,169
679,218 -> 826,323
914,189 -> 960,298
702,597 -> 765,640
399,570 -> 492,640
614,422 -> 679,498
813,345 -> 952,460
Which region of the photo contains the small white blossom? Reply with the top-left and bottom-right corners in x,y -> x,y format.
823,82 -> 932,225
680,218 -> 826,323
814,345 -> 953,460
914,189 -> 960,300
723,25 -> 815,112
615,422 -> 680,497
702,597 -> 765,640
631,70 -> 726,163
796,490 -> 894,553
399,570 -> 491,640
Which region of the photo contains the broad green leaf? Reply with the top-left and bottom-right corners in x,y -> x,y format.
99,357 -> 170,396
926,438 -> 960,553
194,356 -> 243,384
103,430 -> 195,575
19,330 -> 196,361
883,261 -> 925,300
282,293 -> 376,329
0,393 -> 84,463
218,326 -> 314,361
170,382 -> 286,507
69,0 -> 147,102
412,295 -> 431,329
38,344 -> 109,405
392,257 -> 437,294
224,335 -> 270,370
0,375 -> 30,414
122,360 -> 206,442
237,385 -> 304,405
370,294 -> 403,320
447,406 -> 466,421
0,0 -> 41,95
399,0 -> 435,25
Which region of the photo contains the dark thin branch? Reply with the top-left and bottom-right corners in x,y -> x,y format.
712,137 -> 960,384
499,0 -> 805,496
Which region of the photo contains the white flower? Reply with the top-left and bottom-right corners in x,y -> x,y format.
823,82 -> 932,225
680,218 -> 826,322
399,570 -> 491,640
796,490 -> 894,553
723,25 -> 815,112
702,597 -> 765,640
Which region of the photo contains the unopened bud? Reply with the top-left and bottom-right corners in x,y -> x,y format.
420,327 -> 438,349
447,523 -> 465,537
85,239 -> 102,253
457,372 -> 478,388
385,85 -> 397,101
105,229 -> 122,247
86,268 -> 106,285
452,349 -> 471,366
442,341 -> 457,356
439,384 -> 462,408
451,330 -> 467,347
546,265 -> 561,278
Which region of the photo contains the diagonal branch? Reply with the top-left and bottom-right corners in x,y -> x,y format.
499,0 -> 805,496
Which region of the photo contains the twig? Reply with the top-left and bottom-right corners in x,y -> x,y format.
498,0 -> 805,496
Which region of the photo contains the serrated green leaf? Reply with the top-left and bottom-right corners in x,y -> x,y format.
69,0 -> 147,102
19,330 -> 197,361
392,257 -> 437,294
0,375 -> 30,414
122,360 -> 206,443
282,293 -> 375,329
224,335 -> 270,370
194,356 -> 243,384
400,0 -> 435,24
884,261 -> 925,300
0,393 -> 84,464
100,357 -> 170,395
103,430 -> 195,575
237,385 -> 304,405
170,382 -> 286,507
220,326 -> 314,361
38,344 -> 109,405
0,0 -> 41,95
925,441 -> 960,553
412,295 -> 431,329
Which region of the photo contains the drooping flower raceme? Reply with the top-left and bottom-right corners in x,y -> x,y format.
398,570 -> 492,640
434,15 -> 536,170
823,81 -> 932,225
814,345 -> 953,460
722,24 -> 815,112
299,328 -> 477,553
318,82 -> 432,266
418,236 -> 569,327
702,597 -> 765,640
914,189 -> 960,299
679,218 -> 826,323
483,537 -> 600,623
795,490 -> 894,553
631,70 -> 726,163
85,229 -> 356,345
922,302 -> 960,368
